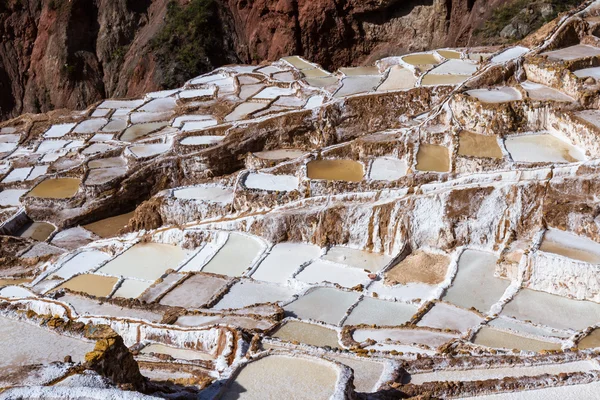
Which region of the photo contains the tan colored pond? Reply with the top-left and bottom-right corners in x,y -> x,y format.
27,178 -> 81,199
58,274 -> 118,297
18,221 -> 55,241
385,250 -> 450,285
421,74 -> 468,86
458,131 -> 503,159
120,122 -> 167,142
416,144 -> 450,172
402,53 -> 440,66
306,159 -> 364,182
437,49 -> 462,59
83,211 -> 135,238
578,329 -> 600,349
473,327 -> 561,352
273,321 -> 340,348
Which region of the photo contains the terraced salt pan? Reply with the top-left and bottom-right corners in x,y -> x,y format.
213,280 -> 296,310
339,66 -> 380,76
542,44 -> 600,61
421,74 -> 469,86
58,274 -> 119,297
575,109 -> 600,129
505,134 -> 585,163
222,355 -> 338,400
520,81 -> 575,102
501,287 -> 600,331
0,316 -> 94,367
138,97 -> 177,113
473,327 -> 561,352
180,135 -> 224,145
489,317 -> 572,339
172,114 -> 214,128
178,88 -> 216,99
254,86 -> 295,99
244,173 -> 299,192
385,250 -> 450,285
173,185 -> 234,203
130,111 -> 173,124
334,76 -> 382,98
0,286 -> 35,298
353,328 -> 456,348
181,119 -> 218,132
101,119 -> 127,132
409,360 -> 597,384
272,71 -> 296,82
189,72 -> 227,85
98,99 -> 144,109
490,46 -> 528,64
159,273 -> 232,309
428,59 -> 477,75
417,302 -> 483,333
344,297 -> 417,326
254,149 -> 305,160
52,250 -> 112,279
83,211 -> 135,238
179,241 -> 227,273
176,314 -> 274,331
128,143 -> 170,159
2,167 -> 32,183
44,123 -> 76,138
139,344 -> 212,361
0,189 -> 27,206
112,279 -> 152,299
73,118 -> 107,134
282,56 -> 315,70
82,143 -> 117,155
60,294 -> 161,322
224,102 -> 267,122
201,233 -> 265,276
467,87 -> 522,103
285,287 -> 360,325
307,159 -> 364,182
85,167 -> 127,185
0,142 -> 16,152
466,381 -> 600,399
295,260 -> 369,288
120,122 -> 168,142
416,144 -> 450,173
252,242 -> 321,284
37,140 -> 69,153
437,49 -> 462,59
402,53 -> 441,66
88,157 -> 126,169
98,243 -> 191,281
322,246 -> 391,272
27,178 -> 81,199
574,65 -> 600,80
368,157 -> 408,181
239,84 -> 265,100
458,131 -> 503,159
443,250 -> 509,313
27,165 -> 49,181
578,328 -> 600,349
305,76 -> 339,88
272,321 -> 340,348
302,68 -> 330,78
368,281 -> 438,302
540,229 -> 600,264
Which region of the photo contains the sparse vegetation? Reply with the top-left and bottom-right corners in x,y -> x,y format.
151,0 -> 235,88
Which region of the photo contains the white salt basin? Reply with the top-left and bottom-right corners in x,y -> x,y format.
330,355 -> 384,393
252,242 -> 321,284
138,97 -> 177,113
52,250 -> 112,279
130,111 -> 173,124
82,143 -> 117,155
472,327 -> 561,352
172,114 -> 214,128
222,355 -> 338,400
295,260 -> 369,288
201,233 -> 266,277
85,167 -> 127,185
89,157 -> 126,169
253,86 -> 295,99
428,59 -> 477,75
180,135 -> 224,146
60,294 -> 161,322
540,229 -> 600,264
73,118 -> 108,134
98,242 -> 191,281
467,87 -> 522,103
272,321 -> 340,348
344,297 -> 417,326
417,302 -> 483,333
178,88 -> 216,100
254,149 -> 305,160
2,167 -> 32,183
542,44 -> 600,61
189,73 -> 227,85
463,381 -> 600,399
490,46 -> 529,64
378,66 -> 418,91
224,102 -> 267,122
0,142 -> 17,153
243,173 -> 299,192
574,66 -> 600,80
334,76 -> 382,98
0,189 -> 27,206
353,327 -> 456,348
368,157 -> 408,181
367,281 -> 438,302
120,122 -> 168,142
173,185 -> 234,204
409,360 -> 597,384
0,286 -> 36,299
282,56 -> 316,70
322,246 -> 391,272
520,81 -> 575,102
179,242 -> 226,273
181,120 -> 218,132
128,143 -> 170,159
27,165 -> 48,181
44,123 -> 76,138
285,287 -> 360,325
102,119 -> 127,132
159,273 -> 231,309
575,109 -> 600,128
140,344 -> 212,361
112,279 -> 152,299
505,134 -> 585,163
444,249 -> 509,313
489,317 -> 572,339
98,99 -> 144,109
37,140 -> 69,153
213,280 -> 297,310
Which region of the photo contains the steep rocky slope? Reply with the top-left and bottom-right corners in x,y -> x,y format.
0,0 -> 579,121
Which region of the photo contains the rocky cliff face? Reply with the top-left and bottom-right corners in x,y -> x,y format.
0,0 -> 555,121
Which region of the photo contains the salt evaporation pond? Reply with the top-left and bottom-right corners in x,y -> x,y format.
88,157 -> 126,169
574,65 -> 600,80
437,49 -> 462,59
386,250 -> 450,285
416,144 -> 450,172
0,189 -> 27,206
377,66 -> 417,91
505,134 -> 585,163
353,327 -> 456,348
58,274 -> 119,297
443,249 -> 509,313
83,211 -> 135,238
339,66 -> 380,76
53,250 -> 112,279
539,229 -> 600,263
0,316 -> 94,367
542,44 -> 600,61
472,327 -> 561,352
417,302 -> 483,333
98,242 -> 191,281
180,135 -> 224,146
467,381 -> 600,400
201,233 -> 265,276
222,355 -> 338,400
331,355 -> 384,393
402,53 -> 440,66
520,81 -> 575,102
285,287 -> 359,325
578,329 -> 600,349
282,56 -> 315,70
458,131 -> 503,159
251,242 -> 321,284
368,157 -> 408,181
27,178 -> 81,199
272,321 -> 340,348
112,279 -> 152,299
322,246 -> 391,272
120,122 -> 167,142
421,74 -> 469,86
306,159 -> 364,182
159,273 -> 231,309
467,87 -> 522,103
296,260 -> 369,288
213,280 -> 296,310
129,143 -> 170,159
344,297 -> 417,326
254,149 -> 305,160
17,221 -> 55,241
225,102 -> 266,122
490,46 -> 528,64
140,344 -> 212,361
334,76 -> 382,97
244,173 -> 299,191
173,185 -> 234,203
501,287 -> 600,331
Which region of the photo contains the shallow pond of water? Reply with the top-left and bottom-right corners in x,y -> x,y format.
539,229 -> 600,264
306,159 -> 364,182
201,233 -> 265,277
344,297 -> 417,327
368,157 -> 408,181
58,274 -> 119,297
17,221 -> 55,241
458,131 -> 503,159
27,178 -> 81,199
254,149 -> 305,160
284,287 -> 359,325
416,144 -> 450,173
421,74 -> 468,86
322,246 -> 391,272
159,273 -> 232,309
402,53 -> 440,66
174,185 -> 234,203
120,122 -> 167,142
272,321 -> 340,348
83,211 -> 135,238
578,329 -> 600,349
140,343 -> 213,361
252,242 -> 321,284
213,280 -> 296,310
505,134 -> 585,163
472,327 -> 561,352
